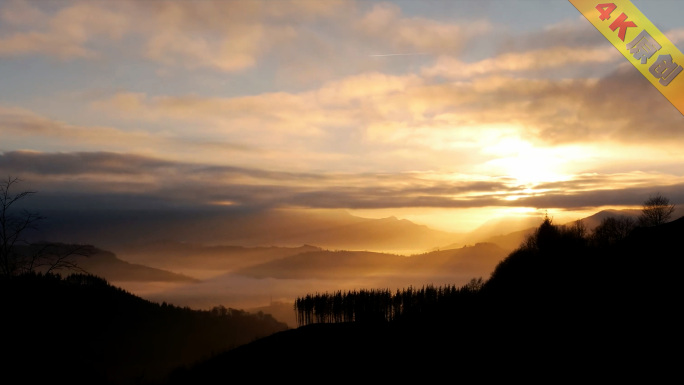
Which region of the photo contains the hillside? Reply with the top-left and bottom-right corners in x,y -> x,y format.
150,242 -> 509,327
1,273 -> 288,385
16,243 -> 198,282
448,208 -> 652,252
115,242 -> 323,279
76,247 -> 199,282
234,242 -> 508,279
166,215 -> 684,382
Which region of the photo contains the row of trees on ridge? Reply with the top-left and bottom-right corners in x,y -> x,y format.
294,192 -> 678,326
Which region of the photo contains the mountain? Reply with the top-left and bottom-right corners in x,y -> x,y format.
19,243 -> 197,283
9,210 -> 683,383
441,226 -> 538,252
29,207 -> 460,255
574,208 -> 641,230
405,242 -> 510,274
568,207 -> 684,233
292,214 -> 459,253
165,215 -> 684,383
2,272 -> 288,385
76,247 -> 199,282
141,243 -> 508,325
246,301 -> 297,330
477,227 -> 536,251
233,249 -> 406,279
114,242 -> 323,279
234,242 -> 508,280
462,214 -> 544,243
446,208 -> 674,253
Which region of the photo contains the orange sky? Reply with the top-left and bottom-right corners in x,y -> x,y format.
1,0 -> 683,234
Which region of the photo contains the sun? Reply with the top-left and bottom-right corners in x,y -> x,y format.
481,137 -> 579,187
494,150 -> 564,186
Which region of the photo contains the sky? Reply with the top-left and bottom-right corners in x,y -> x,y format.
1,0 -> 684,234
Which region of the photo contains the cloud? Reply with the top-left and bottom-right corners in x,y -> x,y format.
665,28 -> 684,46
416,66 -> 683,146
563,65 -> 684,143
3,150 -> 682,214
1,0 -> 46,25
314,72 -> 422,105
496,16 -> 609,54
90,57 -> 684,176
0,150 -> 172,176
0,1 -> 128,59
136,0 -> 277,72
423,46 -> 620,79
0,105 -> 173,155
0,150 -> 507,209
0,0 -> 350,71
509,183 -> 684,209
3,1 -> 682,214
91,72 -> 422,150
357,2 -> 491,55
0,105 -> 256,163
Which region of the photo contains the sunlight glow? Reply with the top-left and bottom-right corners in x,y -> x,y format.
481,136 -> 585,187
210,200 -> 239,206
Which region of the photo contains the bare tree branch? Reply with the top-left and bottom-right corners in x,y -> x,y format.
638,193 -> 676,227
1,176 -> 90,276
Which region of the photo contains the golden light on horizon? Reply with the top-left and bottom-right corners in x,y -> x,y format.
211,200 -> 239,206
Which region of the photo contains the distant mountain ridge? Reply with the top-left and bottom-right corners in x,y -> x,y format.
76,247 -> 199,283
166,211 -> 684,383
30,208 -> 461,255
31,204 -> 682,258
18,243 -> 196,283
8,207 -> 684,383
115,242 -> 323,279
234,242 -> 508,280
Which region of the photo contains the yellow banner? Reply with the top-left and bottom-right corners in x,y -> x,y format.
569,0 -> 684,116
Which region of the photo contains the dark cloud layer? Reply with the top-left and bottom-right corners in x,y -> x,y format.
510,185 -> 684,209
3,150 -> 680,213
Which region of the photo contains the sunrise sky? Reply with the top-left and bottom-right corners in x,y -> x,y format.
1,0 -> 683,234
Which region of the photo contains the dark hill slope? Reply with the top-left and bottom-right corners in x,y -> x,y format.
17,243 -> 198,282
1,273 -> 288,385
76,246 -> 199,282
167,217 -> 684,382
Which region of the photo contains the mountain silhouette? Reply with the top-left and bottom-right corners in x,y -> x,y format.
233,242 -> 508,280
30,208 -> 461,254
7,209 -> 683,383
2,272 -> 287,385
166,214 -> 684,383
115,242 -> 323,279
76,246 -> 199,282
16,243 -> 197,282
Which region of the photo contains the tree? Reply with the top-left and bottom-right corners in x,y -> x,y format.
519,215 -> 586,252
638,193 -> 676,227
0,176 -> 91,276
590,215 -> 636,247
0,176 -> 42,276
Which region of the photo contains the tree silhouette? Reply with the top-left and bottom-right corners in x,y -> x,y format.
293,282 -> 486,327
0,176 -> 90,276
0,176 -> 43,276
518,215 -> 586,253
638,193 -> 676,227
590,215 -> 635,247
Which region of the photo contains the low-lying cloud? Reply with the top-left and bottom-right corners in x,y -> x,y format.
3,150 -> 681,213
